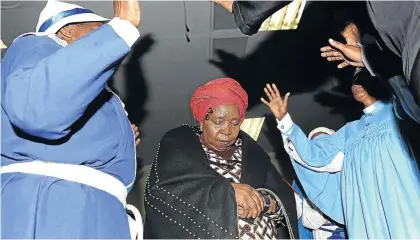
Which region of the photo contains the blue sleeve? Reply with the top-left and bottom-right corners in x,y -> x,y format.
287,123 -> 346,168
2,24 -> 130,139
279,122 -> 346,224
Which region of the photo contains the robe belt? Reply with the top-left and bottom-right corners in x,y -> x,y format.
0,160 -> 143,240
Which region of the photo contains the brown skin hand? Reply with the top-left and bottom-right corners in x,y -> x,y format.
201,104 -> 242,151
212,0 -> 234,13
57,22 -> 104,44
352,84 -> 376,108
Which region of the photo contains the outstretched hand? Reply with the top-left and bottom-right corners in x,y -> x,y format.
321,39 -> 364,69
261,83 -> 290,121
320,23 -> 364,69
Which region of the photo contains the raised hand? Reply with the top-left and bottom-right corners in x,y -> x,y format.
114,0 -> 141,27
321,22 -> 364,69
340,23 -> 360,46
261,83 -> 290,121
232,183 -> 264,219
321,39 -> 364,69
212,0 -> 234,13
131,124 -> 140,145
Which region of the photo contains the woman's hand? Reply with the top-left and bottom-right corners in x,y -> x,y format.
261,83 -> 290,121
131,124 -> 140,145
232,183 -> 264,218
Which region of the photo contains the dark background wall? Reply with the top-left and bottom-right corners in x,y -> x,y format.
1,1 -> 370,206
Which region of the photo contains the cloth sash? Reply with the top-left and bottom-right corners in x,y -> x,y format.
0,160 -> 143,240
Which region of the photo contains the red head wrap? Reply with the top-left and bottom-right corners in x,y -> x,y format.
190,78 -> 248,123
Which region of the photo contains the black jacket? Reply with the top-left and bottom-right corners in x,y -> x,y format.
144,125 -> 298,239
231,1 -> 420,122
231,1 -> 291,36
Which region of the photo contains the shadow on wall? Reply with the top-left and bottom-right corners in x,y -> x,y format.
209,2 -> 365,180
262,113 -> 296,181
209,2 -> 343,109
108,34 -> 156,214
123,34 -> 156,126
109,34 -> 156,126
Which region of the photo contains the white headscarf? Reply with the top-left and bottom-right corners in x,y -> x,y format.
308,127 -> 336,140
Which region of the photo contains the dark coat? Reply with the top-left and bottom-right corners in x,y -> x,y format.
230,1 -> 420,123
144,125 -> 298,239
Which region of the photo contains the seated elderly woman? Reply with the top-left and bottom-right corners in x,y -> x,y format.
144,78 -> 298,239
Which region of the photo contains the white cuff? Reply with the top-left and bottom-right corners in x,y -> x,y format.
108,17 -> 140,47
276,113 -> 293,134
358,43 -> 377,77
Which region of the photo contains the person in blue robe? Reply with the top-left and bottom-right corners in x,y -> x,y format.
1,0 -> 141,238
260,81 -> 420,238
292,127 -> 346,240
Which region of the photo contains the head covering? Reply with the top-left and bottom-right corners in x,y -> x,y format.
36,0 -> 109,34
308,127 -> 335,140
190,78 -> 248,123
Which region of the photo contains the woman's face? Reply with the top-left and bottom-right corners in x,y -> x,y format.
351,84 -> 371,103
201,104 -> 242,151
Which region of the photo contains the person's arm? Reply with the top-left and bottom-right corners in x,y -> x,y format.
358,35 -> 402,79
231,1 -> 292,35
277,118 -> 345,224
3,18 -> 139,139
278,114 -> 345,171
261,84 -> 345,224
278,120 -> 346,225
261,83 -> 345,170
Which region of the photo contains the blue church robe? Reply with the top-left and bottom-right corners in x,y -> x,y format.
1,24 -> 136,238
278,101 -> 420,238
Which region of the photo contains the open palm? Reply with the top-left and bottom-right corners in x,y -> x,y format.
320,41 -> 364,69
261,83 -> 290,121
320,23 -> 364,69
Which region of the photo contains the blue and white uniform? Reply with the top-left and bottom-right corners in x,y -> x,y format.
1,1 -> 140,238
279,101 -> 420,238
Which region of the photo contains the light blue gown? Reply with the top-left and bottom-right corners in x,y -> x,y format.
281,101 -> 420,238
1,24 -> 136,238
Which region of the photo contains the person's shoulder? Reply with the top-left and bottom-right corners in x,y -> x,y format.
2,33 -> 63,69
161,124 -> 197,142
12,32 -> 65,49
